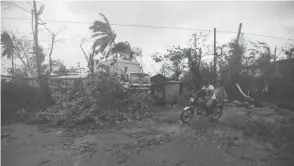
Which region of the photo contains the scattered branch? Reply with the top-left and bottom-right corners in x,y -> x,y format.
80,38 -> 89,63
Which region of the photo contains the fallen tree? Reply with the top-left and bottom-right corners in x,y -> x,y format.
31,69 -> 155,126
234,83 -> 263,108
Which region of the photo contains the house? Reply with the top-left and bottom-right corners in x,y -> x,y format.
95,59 -> 142,75
150,74 -> 171,84
95,59 -> 151,90
151,74 -> 186,104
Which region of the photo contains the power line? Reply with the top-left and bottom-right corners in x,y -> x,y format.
1,17 -> 210,32
2,16 -> 294,41
243,33 -> 294,41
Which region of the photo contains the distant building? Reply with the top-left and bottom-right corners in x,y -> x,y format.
95,59 -> 142,75
27,72 -> 89,89
95,59 -> 151,90
150,74 -> 171,84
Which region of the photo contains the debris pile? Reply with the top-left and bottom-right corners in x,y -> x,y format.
33,71 -> 155,127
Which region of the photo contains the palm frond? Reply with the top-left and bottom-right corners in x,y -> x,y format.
2,48 -> 11,58
99,13 -> 112,30
92,36 -> 110,50
1,31 -> 15,59
99,41 -> 110,53
89,21 -> 112,34
90,13 -> 116,56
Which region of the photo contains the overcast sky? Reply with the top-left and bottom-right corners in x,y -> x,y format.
1,1 -> 294,75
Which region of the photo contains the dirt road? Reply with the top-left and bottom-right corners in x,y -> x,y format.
2,106 -> 293,166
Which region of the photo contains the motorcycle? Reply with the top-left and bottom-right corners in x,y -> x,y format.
180,93 -> 228,124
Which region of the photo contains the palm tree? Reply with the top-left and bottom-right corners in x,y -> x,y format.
89,13 -> 116,58
1,31 -> 17,76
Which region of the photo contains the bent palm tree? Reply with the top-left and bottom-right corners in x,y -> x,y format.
1,31 -> 17,76
90,13 -> 116,59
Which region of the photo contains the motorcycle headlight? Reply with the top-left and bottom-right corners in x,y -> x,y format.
189,97 -> 195,102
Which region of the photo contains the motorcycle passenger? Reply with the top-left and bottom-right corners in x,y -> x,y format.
196,78 -> 217,116
215,79 -> 228,103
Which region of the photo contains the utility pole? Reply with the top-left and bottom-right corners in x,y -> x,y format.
274,46 -> 277,62
33,0 -> 41,77
33,1 -> 50,107
194,33 -> 197,89
214,28 -> 217,82
236,23 -> 242,44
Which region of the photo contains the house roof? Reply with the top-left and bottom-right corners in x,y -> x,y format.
151,74 -> 171,83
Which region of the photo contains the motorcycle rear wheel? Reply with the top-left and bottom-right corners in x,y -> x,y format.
180,108 -> 194,124
209,106 -> 223,120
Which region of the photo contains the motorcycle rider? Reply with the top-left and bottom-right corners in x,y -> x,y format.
196,78 -> 217,116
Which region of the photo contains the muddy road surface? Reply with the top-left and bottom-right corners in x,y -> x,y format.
2,106 -> 293,166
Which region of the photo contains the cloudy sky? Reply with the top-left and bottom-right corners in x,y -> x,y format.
1,1 -> 294,75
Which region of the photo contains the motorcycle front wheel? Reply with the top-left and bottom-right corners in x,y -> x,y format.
209,106 -> 223,120
180,108 -> 194,124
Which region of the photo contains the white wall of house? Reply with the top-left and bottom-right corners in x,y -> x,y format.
116,60 -> 141,75
95,59 -> 141,75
